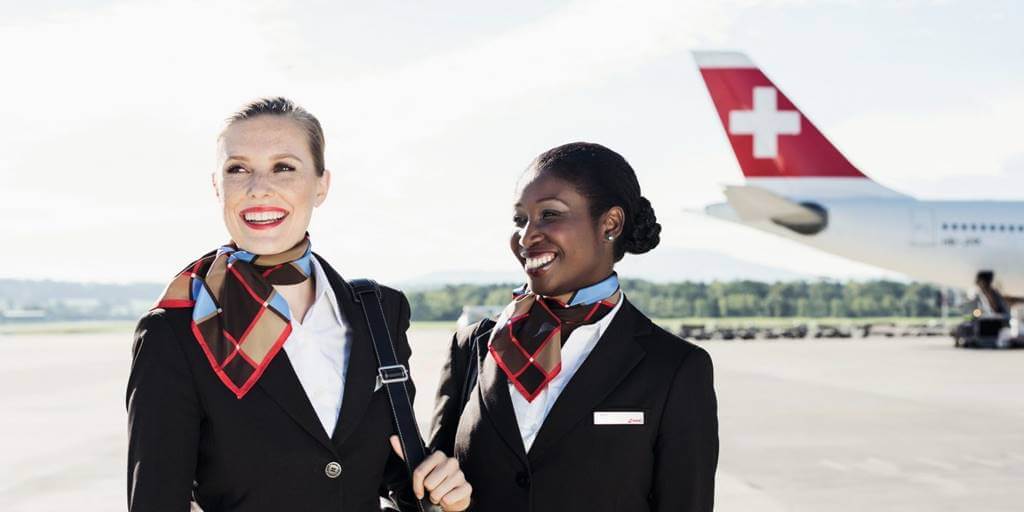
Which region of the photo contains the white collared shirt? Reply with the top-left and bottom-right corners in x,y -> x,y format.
507,296 -> 625,451
282,256 -> 352,437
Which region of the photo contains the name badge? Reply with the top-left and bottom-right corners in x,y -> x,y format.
593,411 -> 645,425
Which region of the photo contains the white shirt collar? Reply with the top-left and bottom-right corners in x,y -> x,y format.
308,255 -> 343,324
584,292 -> 624,336
489,292 -> 626,347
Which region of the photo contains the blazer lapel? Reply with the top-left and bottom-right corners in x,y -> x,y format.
256,349 -> 337,454
526,299 -> 647,464
478,343 -> 530,465
315,254 -> 378,447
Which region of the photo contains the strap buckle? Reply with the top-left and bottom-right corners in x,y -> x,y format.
378,364 -> 409,385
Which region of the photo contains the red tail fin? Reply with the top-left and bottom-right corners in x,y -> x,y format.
695,51 -> 865,179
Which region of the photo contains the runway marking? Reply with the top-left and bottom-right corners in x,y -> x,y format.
819,459 -> 849,471
849,458 -> 967,495
714,471 -> 790,512
907,473 -> 969,496
856,457 -> 900,477
964,455 -> 1005,469
916,457 -> 958,471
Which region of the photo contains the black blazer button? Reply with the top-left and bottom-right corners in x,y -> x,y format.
325,461 -> 342,479
515,471 -> 530,488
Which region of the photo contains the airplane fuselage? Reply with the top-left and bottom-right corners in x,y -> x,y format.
709,196 -> 1024,296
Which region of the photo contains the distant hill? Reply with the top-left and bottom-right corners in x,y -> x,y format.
399,271 -> 523,290
0,279 -> 163,321
400,246 -> 813,289
0,248 -> 818,321
0,279 -> 163,304
616,246 -> 813,283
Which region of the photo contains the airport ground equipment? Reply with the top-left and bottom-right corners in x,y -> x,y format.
953,316 -> 1022,349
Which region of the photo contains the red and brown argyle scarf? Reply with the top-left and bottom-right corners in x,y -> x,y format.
489,285 -> 621,402
153,235 -> 313,399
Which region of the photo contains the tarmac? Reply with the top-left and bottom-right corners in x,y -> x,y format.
1,326 -> 1021,511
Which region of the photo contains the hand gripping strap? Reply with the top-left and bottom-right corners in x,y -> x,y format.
349,279 -> 441,512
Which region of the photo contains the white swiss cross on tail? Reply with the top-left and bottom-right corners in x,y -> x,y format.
728,86 -> 800,159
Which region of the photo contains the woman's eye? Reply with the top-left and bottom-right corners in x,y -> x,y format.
225,165 -> 247,174
274,164 -> 295,172
541,210 -> 560,219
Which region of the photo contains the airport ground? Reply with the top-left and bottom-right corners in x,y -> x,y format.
1,323 -> 1021,511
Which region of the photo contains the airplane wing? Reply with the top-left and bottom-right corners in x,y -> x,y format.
723,185 -> 823,225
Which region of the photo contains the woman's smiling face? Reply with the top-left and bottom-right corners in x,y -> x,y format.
213,115 -> 330,255
511,170 -> 618,297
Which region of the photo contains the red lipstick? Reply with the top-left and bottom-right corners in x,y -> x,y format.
239,206 -> 289,230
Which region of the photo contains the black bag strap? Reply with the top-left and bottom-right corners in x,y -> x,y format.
458,318 -> 496,411
350,279 -> 439,512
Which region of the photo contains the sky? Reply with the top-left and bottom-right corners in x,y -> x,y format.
2,0 -> 1022,285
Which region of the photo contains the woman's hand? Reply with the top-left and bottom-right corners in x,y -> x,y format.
390,435 -> 472,511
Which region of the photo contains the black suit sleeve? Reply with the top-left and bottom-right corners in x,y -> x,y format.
380,291 -> 421,511
126,312 -> 203,512
652,347 -> 719,512
427,327 -> 464,456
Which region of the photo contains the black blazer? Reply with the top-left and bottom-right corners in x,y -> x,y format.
429,298 -> 718,512
126,254 -> 417,512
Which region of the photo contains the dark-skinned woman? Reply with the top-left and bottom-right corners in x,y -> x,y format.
428,142 -> 718,512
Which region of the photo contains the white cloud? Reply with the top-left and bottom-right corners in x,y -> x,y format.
1,0 -> 746,282
1,0 -> 1020,286
830,93 -> 1024,199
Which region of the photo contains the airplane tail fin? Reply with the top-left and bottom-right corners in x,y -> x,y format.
694,51 -> 865,179
694,51 -> 908,198
692,50 -> 909,197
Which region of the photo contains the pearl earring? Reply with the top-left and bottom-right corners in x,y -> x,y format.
606,234 -> 615,241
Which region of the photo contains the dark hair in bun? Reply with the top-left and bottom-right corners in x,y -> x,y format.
528,142 -> 661,261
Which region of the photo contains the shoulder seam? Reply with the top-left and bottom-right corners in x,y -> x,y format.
144,311 -> 209,415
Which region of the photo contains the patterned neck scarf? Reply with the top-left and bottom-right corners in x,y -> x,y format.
490,273 -> 621,402
154,234 -> 314,398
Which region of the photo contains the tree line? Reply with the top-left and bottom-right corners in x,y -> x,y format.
406,279 -> 946,321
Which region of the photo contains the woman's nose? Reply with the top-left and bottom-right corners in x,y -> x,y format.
518,222 -> 543,248
246,173 -> 273,198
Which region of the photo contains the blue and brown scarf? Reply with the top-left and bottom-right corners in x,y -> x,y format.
153,234 -> 313,398
489,274 -> 621,402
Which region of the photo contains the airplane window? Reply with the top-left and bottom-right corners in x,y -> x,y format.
999,225 -> 1006,231
941,223 -> 948,230
971,224 -> 977,230
961,223 -> 968,230
951,224 -> 958,231
990,224 -> 997,231
980,225 -> 986,231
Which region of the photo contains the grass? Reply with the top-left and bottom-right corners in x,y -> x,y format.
410,321 -> 457,330
650,316 -> 960,332
0,320 -> 137,336
2,317 -> 960,337
0,320 -> 456,336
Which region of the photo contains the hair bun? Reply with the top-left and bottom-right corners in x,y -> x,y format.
623,196 -> 661,255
